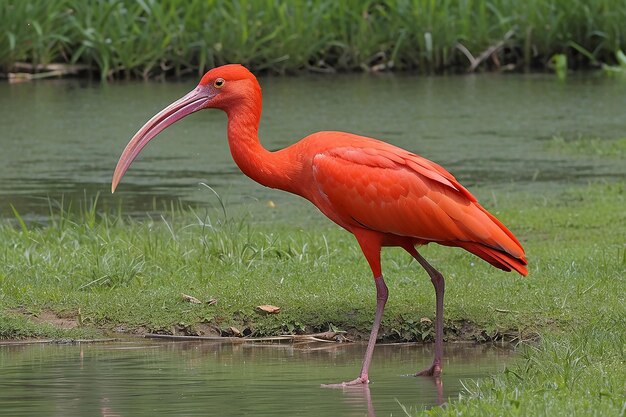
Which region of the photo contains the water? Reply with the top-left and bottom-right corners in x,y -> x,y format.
0,340 -> 514,416
1,74 -> 625,222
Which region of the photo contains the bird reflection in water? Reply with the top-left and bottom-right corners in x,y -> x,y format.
339,377 -> 443,417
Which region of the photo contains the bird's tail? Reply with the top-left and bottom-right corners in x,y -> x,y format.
452,206 -> 528,276
457,241 -> 528,276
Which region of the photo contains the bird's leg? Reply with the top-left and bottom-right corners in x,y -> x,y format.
405,247 -> 445,377
322,276 -> 388,388
323,230 -> 386,388
358,276 -> 388,381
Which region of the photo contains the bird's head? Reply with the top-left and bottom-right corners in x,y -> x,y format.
111,64 -> 260,193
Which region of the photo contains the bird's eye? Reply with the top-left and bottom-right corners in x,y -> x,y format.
213,78 -> 225,88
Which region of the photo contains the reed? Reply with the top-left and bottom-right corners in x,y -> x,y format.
1,0 -> 624,79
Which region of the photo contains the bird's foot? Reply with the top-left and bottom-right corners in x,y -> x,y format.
415,362 -> 442,377
321,376 -> 369,388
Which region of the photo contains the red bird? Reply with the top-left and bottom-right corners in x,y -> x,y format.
112,64 -> 527,387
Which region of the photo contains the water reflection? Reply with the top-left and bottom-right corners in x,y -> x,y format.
1,74 -> 625,221
338,377 -> 442,417
0,340 -> 514,417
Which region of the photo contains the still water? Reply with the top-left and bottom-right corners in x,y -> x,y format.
0,73 -> 625,221
0,340 -> 514,416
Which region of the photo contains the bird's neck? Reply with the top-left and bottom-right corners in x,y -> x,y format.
226,107 -> 299,194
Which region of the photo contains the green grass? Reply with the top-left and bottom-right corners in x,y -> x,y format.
1,0 -> 625,79
547,135 -> 626,158
424,326 -> 625,416
0,181 -> 624,415
0,310 -> 99,340
0,182 -> 623,341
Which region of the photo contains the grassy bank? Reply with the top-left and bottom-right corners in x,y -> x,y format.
0,181 -> 621,341
1,0 -> 625,80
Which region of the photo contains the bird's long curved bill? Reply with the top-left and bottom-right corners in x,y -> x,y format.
111,86 -> 212,193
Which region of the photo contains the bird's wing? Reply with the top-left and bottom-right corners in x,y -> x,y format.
310,139 -> 524,258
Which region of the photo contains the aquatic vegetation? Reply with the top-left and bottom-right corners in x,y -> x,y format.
550,54 -> 568,79
603,49 -> 626,75
1,0 -> 625,79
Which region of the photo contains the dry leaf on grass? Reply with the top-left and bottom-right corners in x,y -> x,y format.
182,294 -> 218,305
256,305 -> 281,314
181,293 -> 202,304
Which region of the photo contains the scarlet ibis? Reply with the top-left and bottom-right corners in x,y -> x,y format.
112,64 -> 527,387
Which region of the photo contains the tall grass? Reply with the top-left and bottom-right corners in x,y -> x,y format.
1,0 -> 624,79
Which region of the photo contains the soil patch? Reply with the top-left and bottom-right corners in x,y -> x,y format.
10,308 -> 79,330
